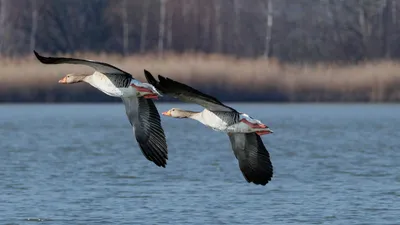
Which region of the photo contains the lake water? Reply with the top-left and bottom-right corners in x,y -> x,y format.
0,103 -> 399,225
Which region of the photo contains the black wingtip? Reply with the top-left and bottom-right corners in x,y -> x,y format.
33,50 -> 41,59
143,70 -> 158,86
157,75 -> 169,85
143,69 -> 154,80
243,172 -> 273,186
157,74 -> 167,80
154,156 -> 168,168
143,69 -> 150,75
33,50 -> 49,64
151,158 -> 167,168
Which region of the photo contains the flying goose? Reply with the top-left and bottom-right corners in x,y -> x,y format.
34,51 -> 168,167
144,71 -> 274,185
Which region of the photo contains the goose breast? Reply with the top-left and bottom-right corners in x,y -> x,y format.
87,72 -> 129,97
195,109 -> 238,131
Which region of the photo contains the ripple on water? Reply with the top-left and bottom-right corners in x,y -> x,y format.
0,103 -> 399,224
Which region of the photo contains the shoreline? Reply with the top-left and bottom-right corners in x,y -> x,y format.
1,53 -> 400,103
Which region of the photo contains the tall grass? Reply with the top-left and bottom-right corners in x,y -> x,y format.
1,53 -> 400,102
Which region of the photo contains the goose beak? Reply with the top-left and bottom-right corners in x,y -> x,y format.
256,128 -> 273,136
162,110 -> 171,116
58,77 -> 67,84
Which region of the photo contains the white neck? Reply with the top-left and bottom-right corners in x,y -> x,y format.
188,112 -> 203,121
80,75 -> 89,83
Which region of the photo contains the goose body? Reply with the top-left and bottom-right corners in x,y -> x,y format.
189,109 -> 232,131
189,109 -> 271,134
34,51 -> 168,167
145,71 -> 274,185
83,71 -> 126,97
82,71 -> 140,97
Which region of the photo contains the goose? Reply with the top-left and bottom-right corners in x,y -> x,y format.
34,51 -> 168,168
144,71 -> 274,185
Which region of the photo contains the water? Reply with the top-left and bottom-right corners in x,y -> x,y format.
0,103 -> 399,225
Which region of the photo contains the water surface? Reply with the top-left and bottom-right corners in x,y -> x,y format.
0,103 -> 399,224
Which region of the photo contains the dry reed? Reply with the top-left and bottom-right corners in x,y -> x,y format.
1,53 -> 400,102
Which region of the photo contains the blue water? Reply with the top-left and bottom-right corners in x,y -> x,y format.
0,103 -> 399,224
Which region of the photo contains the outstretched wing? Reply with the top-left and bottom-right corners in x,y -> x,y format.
144,70 -> 235,112
228,133 -> 273,185
34,50 -> 133,79
122,96 -> 168,167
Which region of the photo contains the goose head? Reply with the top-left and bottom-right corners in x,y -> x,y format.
58,73 -> 88,84
162,108 -> 196,118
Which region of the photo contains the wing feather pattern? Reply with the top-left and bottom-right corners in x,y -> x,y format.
122,96 -> 168,167
34,50 -> 133,78
228,133 -> 273,185
144,70 -> 235,112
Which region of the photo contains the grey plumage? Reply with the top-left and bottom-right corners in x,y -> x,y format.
228,133 -> 273,185
107,75 -> 131,88
34,51 -> 168,167
34,50 -> 133,88
145,70 -> 236,112
212,111 -> 240,126
144,71 -> 273,185
145,70 -> 240,125
122,97 -> 168,167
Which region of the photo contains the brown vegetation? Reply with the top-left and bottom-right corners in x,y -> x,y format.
1,53 -> 400,103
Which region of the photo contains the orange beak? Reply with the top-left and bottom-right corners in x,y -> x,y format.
58,77 -> 67,84
162,110 -> 171,116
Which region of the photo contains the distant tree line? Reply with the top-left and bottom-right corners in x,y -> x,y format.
0,0 -> 400,62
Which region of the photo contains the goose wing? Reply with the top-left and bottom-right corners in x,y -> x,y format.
144,70 -> 235,112
122,96 -> 168,167
34,50 -> 133,79
228,133 -> 273,185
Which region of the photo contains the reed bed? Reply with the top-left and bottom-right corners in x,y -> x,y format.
1,53 -> 400,102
